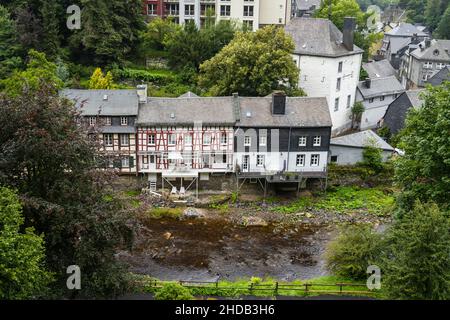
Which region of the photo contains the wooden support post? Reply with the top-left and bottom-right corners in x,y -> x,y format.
274,282 -> 279,296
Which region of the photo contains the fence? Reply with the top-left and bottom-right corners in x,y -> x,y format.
146,279 -> 375,297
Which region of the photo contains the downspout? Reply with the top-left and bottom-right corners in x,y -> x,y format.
286,126 -> 292,172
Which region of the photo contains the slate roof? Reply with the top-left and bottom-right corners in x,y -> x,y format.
284,18 -> 364,57
427,66 -> 450,86
236,97 -> 331,128
385,23 -> 428,37
60,89 -> 139,116
137,96 -> 332,128
388,36 -> 412,54
296,0 -> 321,11
363,60 -> 396,78
411,39 -> 450,62
357,76 -> 405,99
330,130 -> 394,151
137,97 -> 236,126
100,126 -> 136,134
382,89 -> 424,135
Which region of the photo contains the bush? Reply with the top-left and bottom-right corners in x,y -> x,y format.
154,283 -> 194,300
362,143 -> 384,173
325,224 -> 382,280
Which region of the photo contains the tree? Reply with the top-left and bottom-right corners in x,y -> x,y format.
362,139 -> 384,173
394,83 -> 450,211
69,0 -> 145,65
164,19 -> 238,71
325,224 -> 382,280
435,5 -> 450,39
88,68 -> 115,89
382,201 -> 450,300
0,5 -> 22,79
154,283 -> 194,300
39,0 -> 61,59
350,101 -> 365,129
0,82 -> 133,298
198,26 -> 302,96
141,17 -> 181,52
0,49 -> 63,96
0,187 -> 53,299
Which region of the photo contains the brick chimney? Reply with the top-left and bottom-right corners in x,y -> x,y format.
343,17 -> 355,52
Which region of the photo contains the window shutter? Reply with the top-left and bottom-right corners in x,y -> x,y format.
129,156 -> 135,168
113,159 -> 122,168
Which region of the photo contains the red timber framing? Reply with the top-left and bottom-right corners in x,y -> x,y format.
136,125 -> 234,173
143,0 -> 165,17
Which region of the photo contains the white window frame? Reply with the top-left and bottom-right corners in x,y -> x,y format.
147,4 -> 157,16
104,133 -> 113,147
89,117 -> 96,126
121,157 -> 130,168
259,136 -> 267,147
296,154 -> 305,167
334,98 -> 339,112
105,117 -> 112,126
120,117 -> 128,126
184,134 -> 193,146
256,155 -> 265,167
203,133 -> 211,145
311,154 -> 320,167
338,61 -> 343,73
220,132 -> 228,145
120,134 -> 129,146
423,61 -> 433,69
220,5 -> 231,16
168,133 -> 176,146
298,136 -> 307,147
244,136 -> 251,147
148,134 -> 155,146
313,136 -> 321,147
336,77 -> 341,91
243,5 -> 254,17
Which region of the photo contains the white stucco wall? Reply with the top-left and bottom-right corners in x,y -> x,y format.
293,53 -> 363,134
330,145 -> 393,165
356,91 -> 399,130
259,0 -> 291,26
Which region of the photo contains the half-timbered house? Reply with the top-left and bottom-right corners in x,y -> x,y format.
61,88 -> 140,174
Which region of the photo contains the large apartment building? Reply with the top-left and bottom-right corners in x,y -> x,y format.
143,0 -> 292,31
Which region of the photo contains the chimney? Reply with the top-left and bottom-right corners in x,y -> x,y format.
136,84 -> 148,103
232,92 -> 241,122
365,78 -> 371,89
272,91 -> 287,115
343,17 -> 355,52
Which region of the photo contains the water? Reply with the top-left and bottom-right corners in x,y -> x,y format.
120,217 -> 333,282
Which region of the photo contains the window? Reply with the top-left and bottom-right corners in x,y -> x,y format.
244,136 -> 251,146
105,117 -> 112,126
243,20 -> 253,30
220,5 -> 231,16
347,95 -> 351,108
437,62 -> 446,69
259,136 -> 267,147
89,117 -> 96,126
148,134 -> 155,145
184,134 -> 192,145
380,95 -> 385,101
423,61 -> 433,69
121,157 -> 130,168
104,134 -> 113,147
311,154 -> 320,166
185,4 -> 194,16
120,117 -> 128,126
220,132 -> 228,145
168,133 -> 176,145
338,61 -> 343,73
166,3 -> 179,15
336,78 -> 341,91
256,155 -> 265,167
147,4 -> 157,16
298,136 -> 307,147
313,136 -> 321,147
243,5 -> 254,17
334,98 -> 339,112
369,98 -> 374,103
296,154 -> 305,166
331,155 -> 338,163
203,133 -> 211,145
120,134 -> 129,146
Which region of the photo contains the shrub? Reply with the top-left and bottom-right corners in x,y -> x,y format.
362,141 -> 384,173
154,283 -> 194,300
325,224 -> 382,280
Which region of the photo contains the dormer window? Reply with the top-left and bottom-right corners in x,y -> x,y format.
120,117 -> 128,126
298,136 -> 307,147
105,117 -> 112,126
313,136 -> 321,147
244,136 -> 251,147
89,117 -> 96,126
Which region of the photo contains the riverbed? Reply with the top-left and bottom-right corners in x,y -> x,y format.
119,215 -> 334,282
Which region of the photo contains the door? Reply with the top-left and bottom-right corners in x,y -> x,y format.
242,155 -> 250,172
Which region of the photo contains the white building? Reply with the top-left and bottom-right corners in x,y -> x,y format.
285,17 -> 364,135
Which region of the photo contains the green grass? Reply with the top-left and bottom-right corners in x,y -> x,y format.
136,275 -> 377,299
124,189 -> 141,197
148,207 -> 184,219
272,186 -> 395,216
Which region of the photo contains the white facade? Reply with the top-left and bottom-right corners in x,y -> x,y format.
293,53 -> 363,134
259,0 -> 291,26
356,91 -> 400,130
235,151 -> 328,173
330,145 -> 392,165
